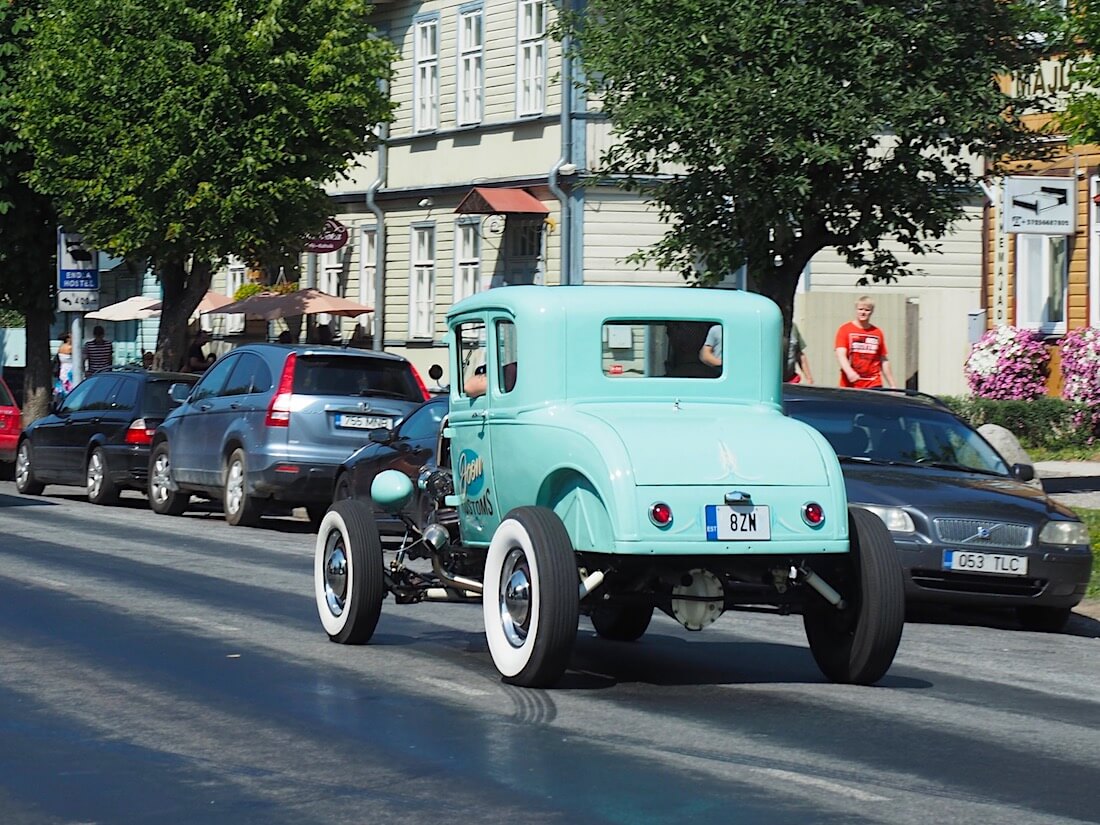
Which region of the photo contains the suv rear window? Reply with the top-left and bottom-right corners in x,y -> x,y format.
142,377 -> 194,418
293,355 -> 423,402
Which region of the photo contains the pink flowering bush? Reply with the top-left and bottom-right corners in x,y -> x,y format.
965,326 -> 1050,400
1060,326 -> 1100,405
1060,326 -> 1100,443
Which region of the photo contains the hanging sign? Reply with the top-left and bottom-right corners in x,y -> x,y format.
304,218 -> 350,253
1002,176 -> 1076,235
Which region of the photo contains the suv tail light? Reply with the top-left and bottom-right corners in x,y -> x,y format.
266,352 -> 297,427
410,364 -> 431,401
124,418 -> 155,445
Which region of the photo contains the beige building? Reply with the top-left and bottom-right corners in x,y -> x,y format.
206,0 -> 988,395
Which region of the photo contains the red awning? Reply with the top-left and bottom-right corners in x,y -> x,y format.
454,187 -> 549,215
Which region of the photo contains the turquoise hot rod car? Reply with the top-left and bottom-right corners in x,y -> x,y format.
314,286 -> 904,687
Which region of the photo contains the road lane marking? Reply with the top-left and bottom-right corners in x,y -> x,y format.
416,675 -> 489,696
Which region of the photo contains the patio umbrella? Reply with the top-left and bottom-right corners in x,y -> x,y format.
86,291 -> 236,322
204,288 -> 373,321
85,295 -> 161,322
149,290 -> 236,317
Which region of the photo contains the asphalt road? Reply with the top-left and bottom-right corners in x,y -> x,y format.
1,486 -> 1099,825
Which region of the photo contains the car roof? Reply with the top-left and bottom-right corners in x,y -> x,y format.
782,384 -> 953,414
99,367 -> 198,382
236,342 -> 411,364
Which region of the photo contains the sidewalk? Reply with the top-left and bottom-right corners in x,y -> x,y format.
1033,460 -> 1100,510
1033,461 -> 1100,621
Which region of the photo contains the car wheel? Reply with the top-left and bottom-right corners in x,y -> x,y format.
332,473 -> 352,505
803,506 -> 905,686
1017,605 -> 1071,633
306,503 -> 328,528
483,506 -> 579,687
224,448 -> 263,527
14,440 -> 44,496
315,499 -> 386,644
148,442 -> 189,516
590,603 -> 654,642
86,447 -> 119,506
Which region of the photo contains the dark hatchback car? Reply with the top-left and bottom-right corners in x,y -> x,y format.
784,385 -> 1092,631
15,368 -> 198,504
150,343 -> 430,526
332,394 -> 452,534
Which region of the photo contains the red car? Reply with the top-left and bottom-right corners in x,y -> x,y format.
0,375 -> 20,463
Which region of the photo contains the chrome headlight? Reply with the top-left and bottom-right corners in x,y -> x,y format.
1039,520 -> 1091,546
859,504 -> 915,534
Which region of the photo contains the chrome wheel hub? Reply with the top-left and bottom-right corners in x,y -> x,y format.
151,453 -> 170,503
499,547 -> 531,648
226,460 -> 244,514
87,452 -> 103,497
324,536 -> 348,617
15,445 -> 30,487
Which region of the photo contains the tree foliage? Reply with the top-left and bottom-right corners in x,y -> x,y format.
18,0 -> 396,369
1059,1 -> 1100,144
0,0 -> 58,423
566,0 -> 1058,329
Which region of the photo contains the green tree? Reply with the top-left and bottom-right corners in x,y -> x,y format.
1059,2 -> 1100,144
18,0 -> 395,370
567,0 -> 1057,338
0,0 -> 57,424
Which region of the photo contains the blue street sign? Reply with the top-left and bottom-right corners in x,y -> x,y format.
59,269 -> 100,290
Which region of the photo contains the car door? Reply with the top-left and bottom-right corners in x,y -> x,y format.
30,378 -> 98,477
170,354 -> 238,486
57,376 -> 121,484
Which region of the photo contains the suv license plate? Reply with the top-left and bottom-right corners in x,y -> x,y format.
334,413 -> 392,430
943,550 -> 1028,577
705,505 -> 771,541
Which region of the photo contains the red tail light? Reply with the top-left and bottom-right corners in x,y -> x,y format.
124,418 -> 155,445
266,352 -> 297,427
410,364 -> 431,401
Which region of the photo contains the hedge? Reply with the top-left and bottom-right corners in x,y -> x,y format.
941,395 -> 1099,451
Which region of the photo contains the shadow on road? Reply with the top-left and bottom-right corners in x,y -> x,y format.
904,602 -> 1100,639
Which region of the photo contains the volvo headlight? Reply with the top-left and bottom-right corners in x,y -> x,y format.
859,504 -> 915,534
1039,520 -> 1090,546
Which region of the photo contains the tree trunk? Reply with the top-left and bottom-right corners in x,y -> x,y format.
153,258 -> 212,372
22,305 -> 54,426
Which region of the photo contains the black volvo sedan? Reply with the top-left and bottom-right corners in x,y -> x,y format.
784,385 -> 1092,631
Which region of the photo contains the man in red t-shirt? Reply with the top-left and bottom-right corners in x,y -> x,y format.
834,296 -> 896,389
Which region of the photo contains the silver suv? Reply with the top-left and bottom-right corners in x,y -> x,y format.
148,343 -> 429,526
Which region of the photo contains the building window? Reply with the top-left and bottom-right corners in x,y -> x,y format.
458,8 -> 483,125
508,218 -> 543,258
224,261 -> 246,334
455,221 -> 481,303
1015,233 -> 1067,334
517,0 -> 546,116
359,227 -> 377,336
414,16 -> 439,132
410,225 -> 436,339
317,247 -> 344,332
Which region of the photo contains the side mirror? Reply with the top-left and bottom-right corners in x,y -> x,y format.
1011,463 -> 1035,483
168,383 -> 191,405
49,398 -> 62,414
369,427 -> 395,445
429,364 -> 444,382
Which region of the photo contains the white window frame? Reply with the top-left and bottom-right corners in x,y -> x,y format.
454,220 -> 481,303
457,6 -> 484,125
414,16 -> 440,132
359,226 -> 377,335
317,247 -> 344,332
516,0 -> 546,117
224,260 -> 247,334
410,224 -> 436,339
1015,233 -> 1068,335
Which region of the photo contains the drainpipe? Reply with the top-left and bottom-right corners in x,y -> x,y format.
548,0 -> 574,285
366,86 -> 390,352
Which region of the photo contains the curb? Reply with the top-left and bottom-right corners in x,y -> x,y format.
1074,598 -> 1100,621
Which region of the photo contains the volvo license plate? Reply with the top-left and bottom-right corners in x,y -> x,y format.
943,550 -> 1028,576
